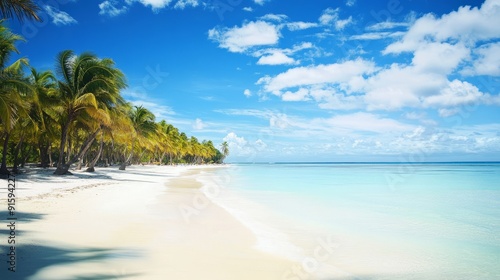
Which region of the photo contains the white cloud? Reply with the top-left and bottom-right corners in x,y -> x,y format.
319,8 -> 338,25
287,21 -> 319,31
384,0 -> 500,54
243,7 -> 253,12
366,21 -> 409,31
174,0 -> 199,9
224,132 -> 247,147
131,0 -> 173,11
128,100 -> 175,120
346,0 -> 356,7
260,14 -> 287,22
244,89 -> 252,97
254,0 -> 269,6
257,51 -> 296,65
99,1 -> 128,17
257,58 -> 376,94
208,21 -> 280,53
463,42 -> 500,76
254,139 -> 267,150
282,88 -> 310,102
412,42 -> 470,74
123,90 -> 175,120
319,8 -> 353,30
269,114 -> 290,129
320,112 -> 415,134
350,31 -> 404,40
193,118 -> 206,130
309,87 -> 364,110
335,16 -> 353,30
221,132 -> 269,159
423,80 -> 486,109
363,64 -> 447,111
44,6 -> 77,25
403,111 -> 427,120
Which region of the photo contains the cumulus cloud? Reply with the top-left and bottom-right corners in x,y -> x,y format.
260,14 -> 288,22
257,58 -> 376,94
223,132 -> 247,148
287,21 -> 319,31
99,1 -> 128,17
193,118 -> 206,130
281,88 -> 310,102
462,42 -> 500,76
346,0 -> 356,7
269,114 -> 290,129
44,6 -> 77,25
423,80 -> 486,108
384,0 -> 500,54
319,7 -> 353,30
316,112 -> 415,134
244,89 -> 252,97
366,21 -> 409,31
208,21 -> 280,53
122,90 -> 175,120
129,0 -> 173,11
411,42 -> 470,74
253,0 -> 269,6
257,51 -> 296,65
350,31 -> 404,40
174,0 -> 199,9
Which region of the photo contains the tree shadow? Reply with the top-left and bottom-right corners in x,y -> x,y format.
1,244 -> 142,279
10,167 -> 114,183
0,211 -> 142,279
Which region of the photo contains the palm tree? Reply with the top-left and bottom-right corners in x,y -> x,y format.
28,68 -> 58,168
0,0 -> 41,22
53,50 -> 126,175
119,105 -> 156,170
220,141 -> 229,163
0,22 -> 31,175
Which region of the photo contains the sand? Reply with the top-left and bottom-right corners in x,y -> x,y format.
0,165 -> 298,280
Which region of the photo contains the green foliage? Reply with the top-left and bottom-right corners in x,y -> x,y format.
0,21 -> 228,173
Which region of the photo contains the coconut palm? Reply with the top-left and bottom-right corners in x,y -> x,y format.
53,50 -> 126,175
28,68 -> 58,168
0,22 -> 31,175
220,141 -> 229,162
0,0 -> 41,22
119,105 -> 156,170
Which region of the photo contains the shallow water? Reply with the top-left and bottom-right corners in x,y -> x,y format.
200,163 -> 500,279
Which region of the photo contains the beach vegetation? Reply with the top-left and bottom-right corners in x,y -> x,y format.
0,22 -> 228,176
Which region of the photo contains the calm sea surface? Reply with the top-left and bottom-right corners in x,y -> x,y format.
201,163 -> 500,279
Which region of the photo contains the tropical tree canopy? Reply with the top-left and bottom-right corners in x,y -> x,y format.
0,0 -> 41,22
0,22 -> 227,176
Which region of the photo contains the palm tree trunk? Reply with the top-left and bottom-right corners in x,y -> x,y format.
86,137 -> 104,172
39,142 -> 50,168
54,120 -> 71,175
12,134 -> 25,174
0,132 -> 11,176
21,145 -> 32,168
119,152 -> 133,170
74,128 -> 99,170
119,139 -> 136,170
48,145 -> 53,167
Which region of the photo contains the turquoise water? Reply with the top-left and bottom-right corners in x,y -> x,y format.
205,163 -> 500,279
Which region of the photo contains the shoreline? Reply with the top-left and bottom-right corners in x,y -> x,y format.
0,165 -> 299,279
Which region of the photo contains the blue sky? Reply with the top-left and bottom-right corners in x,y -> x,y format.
7,0 -> 500,162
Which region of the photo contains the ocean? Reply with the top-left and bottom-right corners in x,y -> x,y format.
198,162 -> 500,279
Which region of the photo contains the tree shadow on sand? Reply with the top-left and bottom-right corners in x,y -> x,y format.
0,211 -> 142,279
1,245 -> 142,279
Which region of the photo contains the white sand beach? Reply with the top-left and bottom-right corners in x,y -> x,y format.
0,165 -> 298,280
